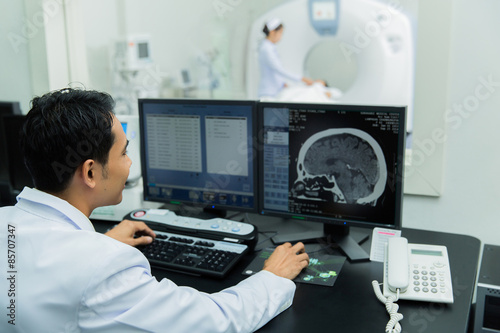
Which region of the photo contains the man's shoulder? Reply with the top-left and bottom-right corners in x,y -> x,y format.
0,204 -> 18,213
58,228 -> 143,260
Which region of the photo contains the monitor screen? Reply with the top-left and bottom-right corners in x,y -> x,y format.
1,115 -> 34,192
137,41 -> 150,60
0,101 -> 22,184
139,99 -> 258,215
258,102 -> 406,231
0,101 -> 22,116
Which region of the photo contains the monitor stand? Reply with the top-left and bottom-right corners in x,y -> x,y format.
202,207 -> 227,218
170,204 -> 229,220
271,224 -> 370,263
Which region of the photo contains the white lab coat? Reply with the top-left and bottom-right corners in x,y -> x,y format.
0,187 -> 295,333
258,39 -> 301,98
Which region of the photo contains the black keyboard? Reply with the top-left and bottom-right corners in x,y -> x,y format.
138,231 -> 249,278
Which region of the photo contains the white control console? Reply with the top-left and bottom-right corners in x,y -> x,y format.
125,209 -> 258,249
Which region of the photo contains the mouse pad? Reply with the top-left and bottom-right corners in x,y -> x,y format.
242,247 -> 346,287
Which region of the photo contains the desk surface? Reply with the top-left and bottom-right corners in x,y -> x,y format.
94,216 -> 480,333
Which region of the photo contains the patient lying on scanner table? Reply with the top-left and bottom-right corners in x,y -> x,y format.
262,81 -> 343,103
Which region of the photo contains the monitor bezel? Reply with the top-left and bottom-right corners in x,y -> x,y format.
0,101 -> 22,116
1,114 -> 34,192
0,101 -> 23,183
257,101 -> 406,231
138,98 -> 259,214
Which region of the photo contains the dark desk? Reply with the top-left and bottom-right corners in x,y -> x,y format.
94,217 -> 480,333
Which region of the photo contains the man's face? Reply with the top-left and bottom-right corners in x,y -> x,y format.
95,115 -> 131,206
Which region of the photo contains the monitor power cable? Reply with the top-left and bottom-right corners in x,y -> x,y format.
372,280 -> 404,333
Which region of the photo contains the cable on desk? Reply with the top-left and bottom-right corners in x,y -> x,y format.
244,213 -> 278,246
253,231 -> 279,252
226,212 -> 245,221
243,212 -> 252,223
372,280 -> 403,333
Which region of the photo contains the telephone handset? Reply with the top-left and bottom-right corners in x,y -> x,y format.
383,237 -> 454,304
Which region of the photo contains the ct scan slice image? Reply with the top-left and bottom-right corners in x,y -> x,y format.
291,128 -> 387,205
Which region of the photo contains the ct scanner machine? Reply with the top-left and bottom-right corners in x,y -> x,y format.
246,0 -> 414,133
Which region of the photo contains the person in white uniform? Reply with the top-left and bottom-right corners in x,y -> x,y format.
0,88 -> 309,333
258,18 -> 321,98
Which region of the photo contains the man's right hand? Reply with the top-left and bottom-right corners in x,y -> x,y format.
262,242 -> 309,280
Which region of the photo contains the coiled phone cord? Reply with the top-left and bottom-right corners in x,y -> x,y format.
372,280 -> 404,333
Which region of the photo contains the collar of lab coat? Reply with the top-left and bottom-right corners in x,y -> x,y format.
262,38 -> 276,50
15,187 -> 95,232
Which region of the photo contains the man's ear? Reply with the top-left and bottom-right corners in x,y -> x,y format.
80,159 -> 97,189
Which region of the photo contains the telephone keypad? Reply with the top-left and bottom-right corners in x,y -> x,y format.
411,264 -> 448,295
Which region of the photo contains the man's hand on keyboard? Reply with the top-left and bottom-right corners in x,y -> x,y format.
262,242 -> 309,280
105,219 -> 156,247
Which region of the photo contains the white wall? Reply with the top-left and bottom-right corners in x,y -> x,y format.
80,0 -> 121,92
0,0 -> 73,112
80,0 -> 287,98
0,0 -> 34,113
403,0 -> 500,246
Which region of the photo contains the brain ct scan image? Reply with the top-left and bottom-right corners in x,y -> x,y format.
261,104 -> 405,226
291,128 -> 387,206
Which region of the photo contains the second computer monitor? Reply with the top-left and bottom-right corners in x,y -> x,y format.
259,102 -> 406,230
139,99 -> 258,215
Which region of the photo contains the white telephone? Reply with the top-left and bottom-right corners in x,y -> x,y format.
383,237 -> 454,304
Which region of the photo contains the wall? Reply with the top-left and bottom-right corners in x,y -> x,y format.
80,0 -> 121,93
0,0 -> 74,112
402,0 -> 500,246
0,1 -> 34,113
80,0 -> 287,99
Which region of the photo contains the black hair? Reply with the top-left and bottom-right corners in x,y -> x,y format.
20,88 -> 115,193
262,23 -> 283,36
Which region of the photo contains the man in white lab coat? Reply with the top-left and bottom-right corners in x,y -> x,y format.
0,88 -> 309,332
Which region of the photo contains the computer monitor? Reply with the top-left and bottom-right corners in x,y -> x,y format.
0,102 -> 24,206
138,99 -> 258,217
0,101 -> 22,183
1,115 -> 34,194
0,101 -> 22,116
258,102 -> 406,261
